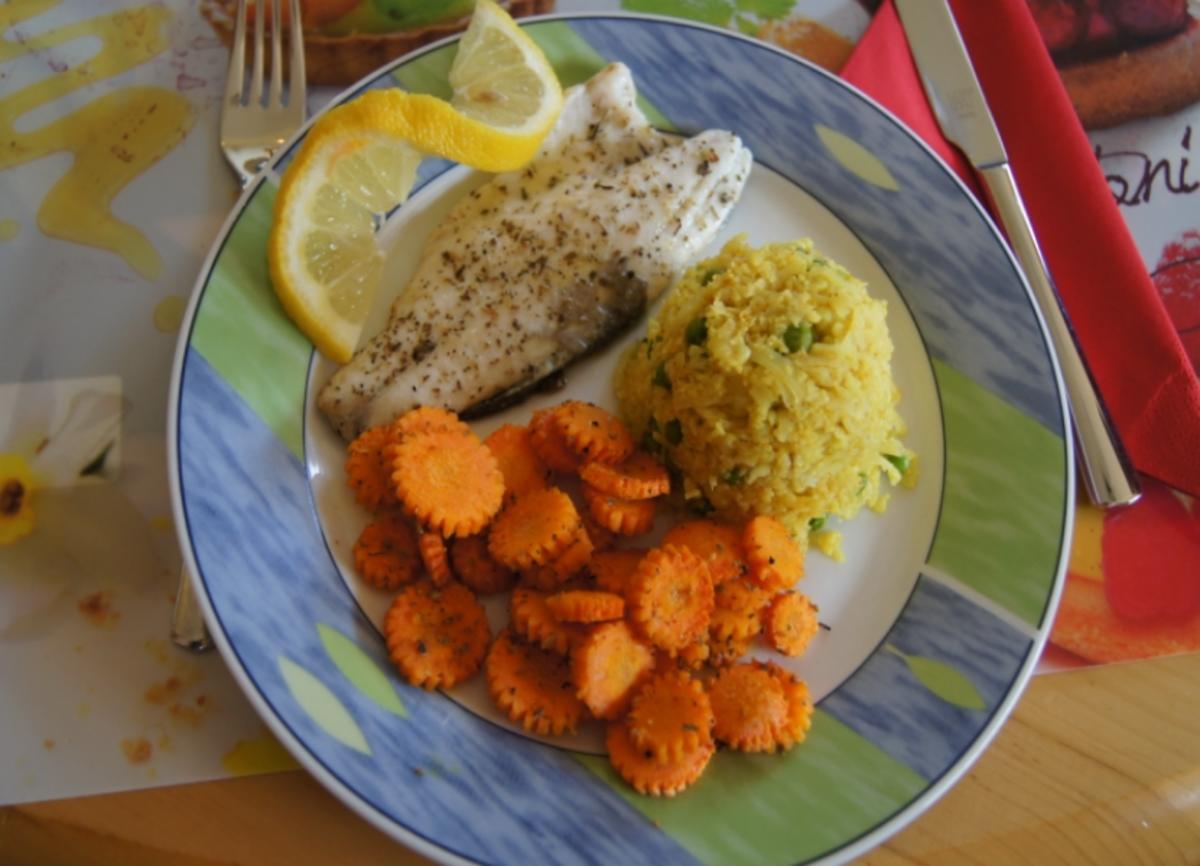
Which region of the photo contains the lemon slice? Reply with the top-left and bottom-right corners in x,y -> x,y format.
267,0 -> 563,363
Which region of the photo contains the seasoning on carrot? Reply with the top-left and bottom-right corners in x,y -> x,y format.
352,513 -> 422,590
450,533 -> 516,596
484,423 -> 550,503
383,581 -> 490,690
551,400 -> 636,464
626,670 -> 714,764
764,591 -> 820,657
606,719 -> 713,797
627,545 -> 714,656
509,587 -> 584,656
529,408 -> 582,473
571,620 -> 656,720
344,425 -> 400,512
588,548 -> 648,596
390,427 -> 504,538
708,661 -> 788,752
485,629 -> 587,736
578,451 -> 670,500
743,515 -> 805,591
545,589 -> 625,624
662,520 -> 747,584
581,483 -> 657,535
709,577 -> 772,641
761,661 -> 814,749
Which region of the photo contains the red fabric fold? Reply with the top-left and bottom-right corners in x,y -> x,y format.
841,0 -> 1200,498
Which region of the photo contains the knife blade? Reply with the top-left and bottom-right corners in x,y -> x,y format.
894,0 -> 1140,508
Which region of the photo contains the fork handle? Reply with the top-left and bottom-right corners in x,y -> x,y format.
979,163 -> 1141,508
171,565 -> 213,652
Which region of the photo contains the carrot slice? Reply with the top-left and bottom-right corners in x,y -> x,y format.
578,452 -> 669,500
510,587 -> 584,656
761,661 -> 814,749
488,487 -> 581,571
582,484 -> 657,536
344,425 -> 399,512
485,629 -> 587,736
706,629 -> 751,669
606,719 -> 713,797
449,533 -> 515,596
418,529 -> 454,586
627,545 -> 714,656
627,670 -> 714,764
743,515 -> 805,591
551,401 -> 635,464
709,577 -> 772,641
383,581 -> 490,690
352,513 -> 422,590
589,549 -> 648,596
390,429 -> 504,538
708,661 -> 788,752
764,591 -> 820,657
484,423 -> 550,503
391,406 -> 470,440
546,590 -> 625,623
580,510 -> 617,553
571,620 -> 656,720
662,520 -> 747,584
529,408 -> 582,473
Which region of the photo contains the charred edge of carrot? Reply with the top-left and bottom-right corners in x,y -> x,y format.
352,513 -> 422,590
383,581 -> 490,690
551,401 -> 636,465
578,451 -> 670,500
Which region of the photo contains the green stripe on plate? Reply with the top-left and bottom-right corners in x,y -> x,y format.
190,183 -> 309,459
927,359 -> 1067,627
391,21 -> 677,131
578,710 -> 926,866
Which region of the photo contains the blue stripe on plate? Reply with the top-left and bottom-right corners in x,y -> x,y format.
819,574 -> 1032,781
177,349 -> 699,866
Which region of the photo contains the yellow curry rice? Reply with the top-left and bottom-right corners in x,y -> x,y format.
614,236 -> 913,549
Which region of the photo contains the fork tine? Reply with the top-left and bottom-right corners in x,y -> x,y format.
250,0 -> 266,105
288,0 -> 306,110
225,0 -> 248,105
269,0 -> 283,106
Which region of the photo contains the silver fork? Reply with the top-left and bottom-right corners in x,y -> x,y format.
171,0 -> 307,652
219,0 -> 307,187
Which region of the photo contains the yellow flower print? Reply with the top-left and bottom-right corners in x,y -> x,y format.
0,453 -> 36,545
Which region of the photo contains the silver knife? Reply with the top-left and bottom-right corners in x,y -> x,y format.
894,0 -> 1140,508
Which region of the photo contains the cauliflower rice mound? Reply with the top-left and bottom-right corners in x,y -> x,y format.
614,235 -> 914,552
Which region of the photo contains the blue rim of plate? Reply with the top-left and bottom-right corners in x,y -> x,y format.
168,14 -> 1073,866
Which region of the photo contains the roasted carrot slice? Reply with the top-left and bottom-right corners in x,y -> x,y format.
529,408 -> 582,473
546,590 -> 625,624
662,520 -> 747,584
627,670 -> 714,764
761,661 -> 814,749
509,587 -> 584,656
449,533 -> 516,596
551,401 -> 635,464
352,513 -> 422,590
484,423 -> 550,503
344,425 -> 399,512
589,549 -> 648,596
743,515 -> 805,591
383,581 -> 490,690
488,487 -> 581,571
708,661 -> 788,752
764,591 -> 820,657
391,406 -> 470,440
578,451 -> 669,500
418,529 -> 454,586
709,577 -> 772,641
580,510 -> 617,553
706,629 -> 751,669
606,719 -> 713,798
571,620 -> 656,720
582,483 -> 657,536
485,629 -> 587,736
627,545 -> 714,656
390,429 -> 504,538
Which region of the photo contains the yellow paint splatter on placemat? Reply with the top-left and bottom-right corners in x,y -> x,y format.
222,730 -> 300,776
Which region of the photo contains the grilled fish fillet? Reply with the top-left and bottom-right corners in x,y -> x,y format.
318,62 -> 752,440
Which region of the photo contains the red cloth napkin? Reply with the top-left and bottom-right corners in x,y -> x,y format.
841,0 -> 1200,499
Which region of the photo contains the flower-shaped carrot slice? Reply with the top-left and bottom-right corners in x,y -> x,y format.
764,591 -> 820,657
344,425 -> 400,512
488,487 -> 581,571
485,629 -> 587,736
578,451 -> 669,500
484,423 -> 550,503
582,484 -> 657,535
546,589 -> 625,624
450,533 -> 515,596
384,581 -> 490,690
627,545 -> 714,656
606,719 -> 713,797
706,629 -> 751,669
571,620 -> 656,720
589,549 -> 648,596
352,513 -> 422,590
510,587 -> 584,656
709,577 -> 772,641
390,429 -> 504,538
627,670 -> 714,764
709,662 -> 788,752
761,661 -> 814,749
662,520 -> 747,584
743,515 -> 805,591
529,408 -> 582,473
551,401 -> 635,464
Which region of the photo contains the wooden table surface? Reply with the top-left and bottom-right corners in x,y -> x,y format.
3,650 -> 1198,866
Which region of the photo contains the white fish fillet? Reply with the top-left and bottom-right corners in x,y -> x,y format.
319,62 -> 752,440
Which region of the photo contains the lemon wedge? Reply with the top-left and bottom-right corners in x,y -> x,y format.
266,0 -> 562,363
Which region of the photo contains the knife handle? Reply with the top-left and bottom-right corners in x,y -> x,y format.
979,163 -> 1141,508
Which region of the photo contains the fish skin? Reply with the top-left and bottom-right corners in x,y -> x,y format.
318,63 -> 752,440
